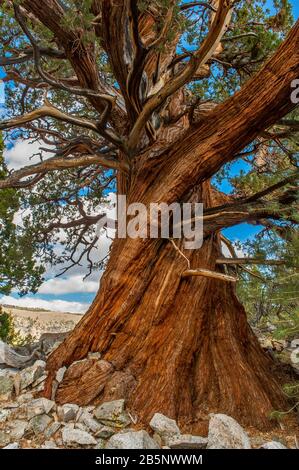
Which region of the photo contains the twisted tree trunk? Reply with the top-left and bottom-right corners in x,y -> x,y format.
44,183 -> 287,431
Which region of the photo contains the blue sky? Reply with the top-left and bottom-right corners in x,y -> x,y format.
0,1 -> 298,313
290,0 -> 299,17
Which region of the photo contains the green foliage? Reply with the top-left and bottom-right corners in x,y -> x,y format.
191,0 -> 293,101
0,305 -> 28,345
237,229 -> 299,325
0,135 -> 45,294
274,311 -> 299,341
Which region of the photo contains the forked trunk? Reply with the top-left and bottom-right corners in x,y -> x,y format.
44,183 -> 287,432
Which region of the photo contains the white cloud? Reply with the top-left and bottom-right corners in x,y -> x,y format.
0,295 -> 87,314
0,80 -> 4,106
13,207 -> 32,227
221,240 -> 246,258
39,275 -> 99,295
4,139 -> 54,170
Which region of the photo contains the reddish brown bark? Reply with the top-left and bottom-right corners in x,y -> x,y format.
44,184 -> 287,431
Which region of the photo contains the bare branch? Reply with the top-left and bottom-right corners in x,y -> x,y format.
180,2 -> 217,12
216,258 -> 286,266
0,47 -> 65,66
0,153 -> 128,189
182,268 -> 238,282
127,0 -> 233,151
0,101 -> 101,133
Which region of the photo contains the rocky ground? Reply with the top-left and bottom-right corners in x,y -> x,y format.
0,360 -> 295,450
0,310 -> 298,450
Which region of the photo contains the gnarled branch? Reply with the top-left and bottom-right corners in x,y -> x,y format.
127,0 -> 233,151
0,152 -> 128,189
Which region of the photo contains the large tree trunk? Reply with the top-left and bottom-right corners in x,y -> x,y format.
44,183 -> 287,432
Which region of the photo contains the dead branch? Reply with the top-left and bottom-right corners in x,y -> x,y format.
216,258 -> 286,266
0,100 -> 109,135
0,153 -> 128,190
182,268 -> 238,282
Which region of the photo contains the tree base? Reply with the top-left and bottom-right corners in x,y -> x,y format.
43,236 -> 289,431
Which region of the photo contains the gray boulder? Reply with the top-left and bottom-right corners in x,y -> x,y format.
0,430 -> 11,448
207,414 -> 251,449
80,412 -> 102,433
3,442 -> 19,449
27,398 -> 55,419
29,414 -> 52,435
94,399 -> 131,428
149,413 -> 180,438
166,434 -> 208,449
94,439 -> 106,449
8,419 -> 28,439
106,430 -> 160,449
260,441 -> 287,449
0,409 -> 11,423
57,403 -> 79,422
95,425 -> 115,439
44,422 -> 61,439
0,375 -> 14,401
19,360 -> 46,390
55,367 -> 67,383
41,440 -> 59,449
62,426 -> 97,446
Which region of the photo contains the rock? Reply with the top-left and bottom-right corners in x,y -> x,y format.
106,430 -> 160,449
27,398 -> 55,419
94,439 -> 105,449
149,413 -> 180,438
0,375 -> 14,401
266,323 -> 277,332
17,392 -> 34,404
29,414 -> 52,435
44,422 -> 61,439
207,414 -> 251,449
3,442 -> 19,449
0,430 -> 11,448
19,360 -> 46,390
75,423 -> 87,431
260,441 -> 287,449
94,399 -> 131,428
56,367 -> 67,383
62,426 -> 97,446
8,419 -> 28,439
51,380 -> 59,401
12,404 -> 27,420
31,374 -> 48,390
57,403 -> 79,422
0,340 -> 36,368
39,332 -> 69,355
95,426 -> 115,439
1,401 -> 19,409
13,373 -> 21,396
0,409 -> 11,423
166,434 -> 208,449
153,433 -> 163,447
41,440 -> 58,449
0,368 -> 18,377
80,412 -> 102,433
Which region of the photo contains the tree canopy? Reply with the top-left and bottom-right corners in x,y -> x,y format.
0,0 -> 298,304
